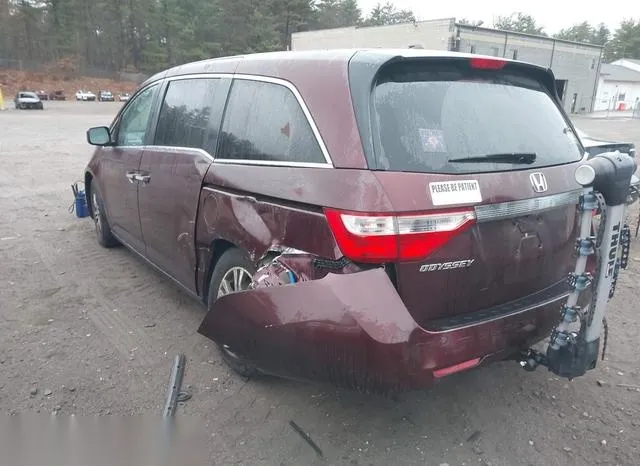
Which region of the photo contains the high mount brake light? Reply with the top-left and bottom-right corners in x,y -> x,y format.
324,208 -> 476,263
469,57 -> 507,70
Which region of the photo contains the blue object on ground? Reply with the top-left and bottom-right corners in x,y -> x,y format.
75,190 -> 89,218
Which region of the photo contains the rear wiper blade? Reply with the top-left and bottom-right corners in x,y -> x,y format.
448,152 -> 537,164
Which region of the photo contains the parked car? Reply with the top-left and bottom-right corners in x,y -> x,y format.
75,90 -> 96,101
85,50 -> 601,392
118,92 -> 130,102
49,90 -> 67,101
98,90 -> 114,102
575,127 -> 639,203
35,90 -> 49,101
575,128 -> 636,159
14,91 -> 43,110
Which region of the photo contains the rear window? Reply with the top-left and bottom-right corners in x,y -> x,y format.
372,61 -> 583,174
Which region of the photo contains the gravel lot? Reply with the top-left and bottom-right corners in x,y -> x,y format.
1,101 -> 639,465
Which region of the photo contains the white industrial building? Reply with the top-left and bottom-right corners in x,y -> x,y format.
292,18 -> 604,114
593,60 -> 640,112
611,59 -> 640,73
594,63 -> 640,112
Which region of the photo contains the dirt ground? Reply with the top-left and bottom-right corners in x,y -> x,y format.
0,101 -> 639,465
1,67 -> 138,101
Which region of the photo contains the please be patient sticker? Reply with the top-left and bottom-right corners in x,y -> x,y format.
429,180 -> 482,206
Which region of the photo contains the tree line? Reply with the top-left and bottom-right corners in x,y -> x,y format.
0,0 -> 414,73
0,1 -> 638,75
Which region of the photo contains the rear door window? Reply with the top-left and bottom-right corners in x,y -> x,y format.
154,78 -> 228,154
218,79 -> 326,164
372,62 -> 583,174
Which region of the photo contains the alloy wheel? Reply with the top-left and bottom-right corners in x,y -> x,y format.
217,266 -> 252,299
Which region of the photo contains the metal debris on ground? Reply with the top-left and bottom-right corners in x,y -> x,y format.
176,392 -> 192,402
617,384 -> 640,390
289,420 -> 324,459
163,354 -> 186,417
467,430 -> 481,442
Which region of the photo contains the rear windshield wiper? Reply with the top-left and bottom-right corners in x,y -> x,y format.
448,152 -> 537,164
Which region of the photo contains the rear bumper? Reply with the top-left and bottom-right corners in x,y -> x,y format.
198,268 -> 564,392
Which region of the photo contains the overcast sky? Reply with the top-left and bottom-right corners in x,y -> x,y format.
357,0 -> 638,34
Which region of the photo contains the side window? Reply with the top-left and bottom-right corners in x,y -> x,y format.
117,84 -> 158,146
218,79 -> 325,164
154,78 -> 227,153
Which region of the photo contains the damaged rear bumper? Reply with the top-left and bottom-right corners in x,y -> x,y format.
198,268 -> 560,392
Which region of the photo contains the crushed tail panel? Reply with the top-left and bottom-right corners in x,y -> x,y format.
198,259 -> 562,392
199,268 -> 416,345
198,268 -> 425,392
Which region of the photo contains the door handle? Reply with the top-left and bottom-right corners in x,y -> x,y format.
134,174 -> 151,184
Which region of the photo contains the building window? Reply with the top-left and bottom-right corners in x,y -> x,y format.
512,49 -> 518,60
591,59 -> 596,69
491,47 -> 500,57
618,93 -> 626,101
469,45 -> 476,53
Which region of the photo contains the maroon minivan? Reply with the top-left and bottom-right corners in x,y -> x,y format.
85,49 -> 592,392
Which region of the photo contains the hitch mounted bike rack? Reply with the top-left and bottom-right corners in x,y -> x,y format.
519,152 -> 637,380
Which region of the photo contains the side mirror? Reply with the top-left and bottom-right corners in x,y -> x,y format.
87,126 -> 112,146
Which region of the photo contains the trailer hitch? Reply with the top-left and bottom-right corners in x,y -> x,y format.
519,152 -> 636,380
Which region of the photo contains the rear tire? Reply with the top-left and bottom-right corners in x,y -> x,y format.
207,248 -> 259,378
89,183 -> 120,248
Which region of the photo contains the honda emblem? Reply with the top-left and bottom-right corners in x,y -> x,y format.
529,172 -> 548,193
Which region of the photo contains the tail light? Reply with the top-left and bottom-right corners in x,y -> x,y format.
324,208 -> 476,263
469,57 -> 506,70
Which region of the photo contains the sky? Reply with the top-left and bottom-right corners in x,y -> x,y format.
357,0 -> 639,34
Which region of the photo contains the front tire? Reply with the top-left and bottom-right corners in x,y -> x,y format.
89,183 -> 120,248
207,248 -> 259,378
